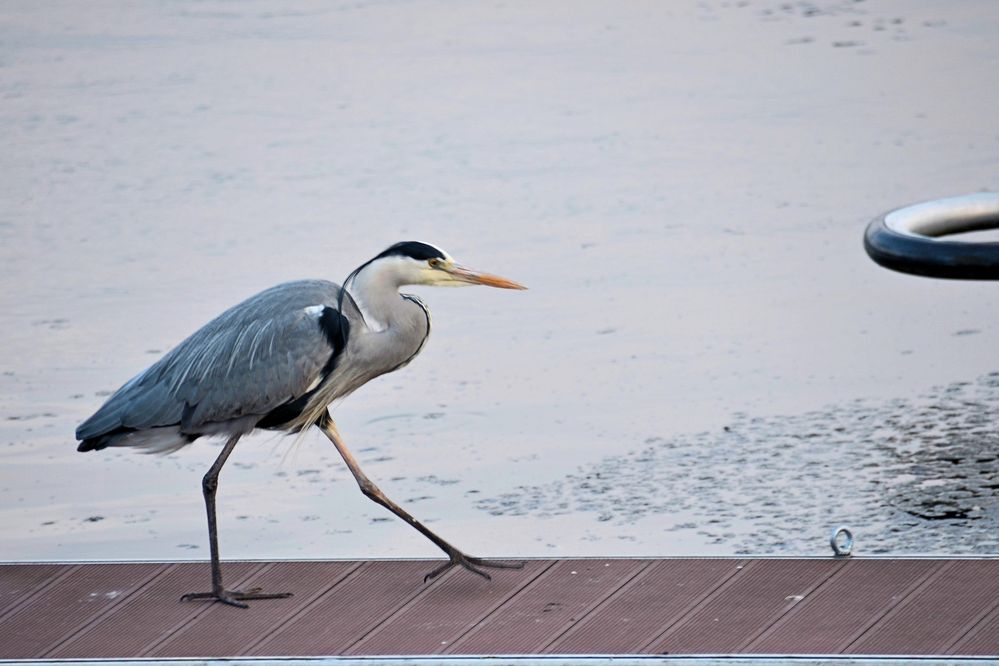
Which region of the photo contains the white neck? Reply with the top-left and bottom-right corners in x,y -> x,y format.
347,257 -> 415,333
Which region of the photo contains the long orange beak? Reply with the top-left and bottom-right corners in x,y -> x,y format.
447,264 -> 527,290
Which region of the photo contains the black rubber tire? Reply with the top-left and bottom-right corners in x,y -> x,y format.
864,193 -> 999,280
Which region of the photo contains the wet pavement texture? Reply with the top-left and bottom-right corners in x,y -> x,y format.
478,373 -> 999,555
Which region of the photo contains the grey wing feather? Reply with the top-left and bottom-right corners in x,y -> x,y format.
76,280 -> 344,440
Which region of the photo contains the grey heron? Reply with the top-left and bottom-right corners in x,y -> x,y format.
76,241 -> 526,607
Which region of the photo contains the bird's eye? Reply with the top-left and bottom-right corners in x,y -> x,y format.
428,258 -> 442,268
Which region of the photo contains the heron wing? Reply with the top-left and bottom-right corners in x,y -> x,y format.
75,280 -> 347,439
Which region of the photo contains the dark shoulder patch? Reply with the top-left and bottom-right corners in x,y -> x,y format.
318,306 -> 350,378
259,308 -> 348,432
375,241 -> 446,262
318,306 -> 349,350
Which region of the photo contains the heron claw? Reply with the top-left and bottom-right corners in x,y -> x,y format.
424,552 -> 525,583
180,587 -> 292,608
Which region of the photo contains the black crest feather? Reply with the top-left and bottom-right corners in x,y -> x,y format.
374,241 -> 446,262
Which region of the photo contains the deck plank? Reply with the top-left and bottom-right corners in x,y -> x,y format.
0,562 -> 164,659
346,560 -> 550,655
248,560 -> 443,657
647,558 -> 845,655
547,558 -> 745,654
46,562 -> 261,659
147,561 -> 359,658
446,558 -> 649,654
2,558 -> 997,659
745,558 -> 944,654
0,564 -> 66,620
949,602 -> 999,656
847,559 -> 999,654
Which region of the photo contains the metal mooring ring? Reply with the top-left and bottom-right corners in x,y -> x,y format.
864,192 -> 999,280
830,526 -> 854,557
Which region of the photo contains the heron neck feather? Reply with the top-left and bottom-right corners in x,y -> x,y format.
347,258 -> 418,334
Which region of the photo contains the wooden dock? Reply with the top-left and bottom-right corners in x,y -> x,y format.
2,558 -> 997,661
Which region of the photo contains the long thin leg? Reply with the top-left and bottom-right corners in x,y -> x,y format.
181,433 -> 293,608
317,411 -> 523,582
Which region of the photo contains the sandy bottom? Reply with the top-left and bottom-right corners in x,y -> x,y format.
1,0 -> 997,561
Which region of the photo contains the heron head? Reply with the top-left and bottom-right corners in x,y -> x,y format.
369,241 -> 526,290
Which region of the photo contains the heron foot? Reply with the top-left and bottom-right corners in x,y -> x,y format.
180,586 -> 293,609
424,552 -> 525,583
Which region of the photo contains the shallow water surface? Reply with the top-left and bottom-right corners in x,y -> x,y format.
1,0 -> 998,561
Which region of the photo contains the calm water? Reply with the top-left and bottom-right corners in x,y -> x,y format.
1,0 -> 997,562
